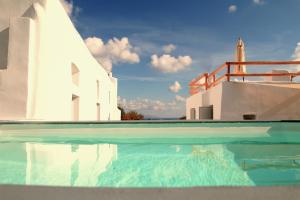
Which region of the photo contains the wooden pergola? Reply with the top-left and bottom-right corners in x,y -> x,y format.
189,61 -> 300,95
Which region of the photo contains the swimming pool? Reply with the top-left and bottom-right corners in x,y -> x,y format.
0,121 -> 300,187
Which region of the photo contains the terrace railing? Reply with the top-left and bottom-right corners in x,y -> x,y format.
189,61 -> 300,95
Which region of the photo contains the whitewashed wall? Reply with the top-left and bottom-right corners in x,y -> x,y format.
221,82 -> 300,120
186,83 -> 223,120
186,81 -> 300,120
0,0 -> 121,121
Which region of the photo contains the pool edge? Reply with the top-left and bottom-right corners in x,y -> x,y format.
0,120 -> 300,125
0,185 -> 299,200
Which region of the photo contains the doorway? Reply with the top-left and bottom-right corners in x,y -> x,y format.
190,108 -> 196,120
97,103 -> 100,121
72,95 -> 79,121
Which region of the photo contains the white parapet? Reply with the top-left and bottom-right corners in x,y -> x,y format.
186,81 -> 300,121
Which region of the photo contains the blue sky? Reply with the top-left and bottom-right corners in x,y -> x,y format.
67,0 -> 300,118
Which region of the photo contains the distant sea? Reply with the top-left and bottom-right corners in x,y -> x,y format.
143,118 -> 179,120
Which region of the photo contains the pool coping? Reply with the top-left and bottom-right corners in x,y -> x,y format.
0,185 -> 299,200
0,120 -> 300,125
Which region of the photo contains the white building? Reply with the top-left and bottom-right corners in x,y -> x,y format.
0,0 -> 121,121
25,143 -> 117,186
186,39 -> 300,121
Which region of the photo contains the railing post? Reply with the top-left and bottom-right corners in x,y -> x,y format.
227,63 -> 231,82
205,73 -> 208,90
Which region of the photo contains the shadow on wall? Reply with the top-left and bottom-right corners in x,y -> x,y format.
260,91 -> 300,119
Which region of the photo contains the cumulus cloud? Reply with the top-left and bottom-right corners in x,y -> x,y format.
228,5 -> 237,13
60,0 -> 80,16
118,97 -> 175,112
292,43 -> 300,71
163,44 -> 176,54
60,0 -> 81,21
293,43 -> 300,59
253,0 -> 264,5
118,96 -> 185,117
85,37 -> 140,72
169,81 -> 182,93
151,54 -> 192,73
175,95 -> 186,102
60,0 -> 73,15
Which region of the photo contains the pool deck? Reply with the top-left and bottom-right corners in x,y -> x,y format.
0,185 -> 300,200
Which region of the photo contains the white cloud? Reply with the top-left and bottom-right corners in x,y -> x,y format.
118,97 -> 169,112
228,5 -> 237,13
293,43 -> 300,59
169,81 -> 182,93
163,44 -> 176,54
151,54 -> 192,73
60,0 -> 81,16
175,95 -> 186,102
292,43 -> 300,71
119,76 -> 160,82
60,0 -> 73,16
85,37 -> 140,72
118,96 -> 185,117
60,0 -> 81,22
253,0 -> 264,5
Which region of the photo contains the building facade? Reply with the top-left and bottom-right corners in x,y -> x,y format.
186,81 -> 300,121
187,39 -> 300,121
0,0 -> 121,121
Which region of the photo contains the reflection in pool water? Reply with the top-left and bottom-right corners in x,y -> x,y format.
97,144 -> 254,187
0,143 -> 117,186
1,142 -> 300,187
1,122 -> 300,187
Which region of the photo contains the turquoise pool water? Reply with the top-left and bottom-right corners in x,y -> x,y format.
0,122 -> 300,187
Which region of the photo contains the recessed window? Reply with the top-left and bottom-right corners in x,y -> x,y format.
96,80 -> 100,100
72,95 -> 80,121
109,91 -> 111,104
190,108 -> 196,120
199,105 -> 213,120
243,114 -> 256,120
71,63 -> 79,86
0,28 -> 9,70
97,103 -> 100,121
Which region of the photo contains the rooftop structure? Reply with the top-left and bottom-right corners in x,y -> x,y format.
186,39 -> 300,121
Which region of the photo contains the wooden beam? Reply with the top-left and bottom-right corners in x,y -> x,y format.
189,73 -> 208,86
226,61 -> 300,66
228,73 -> 300,77
227,64 -> 231,81
190,83 -> 206,87
207,74 -> 226,89
189,60 -> 300,95
207,63 -> 227,79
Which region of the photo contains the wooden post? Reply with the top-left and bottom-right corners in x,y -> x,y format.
227,63 -> 231,82
205,73 -> 208,90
